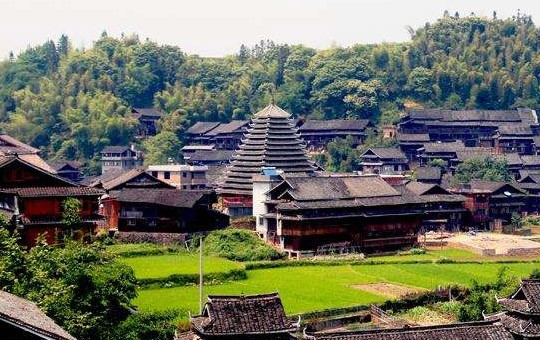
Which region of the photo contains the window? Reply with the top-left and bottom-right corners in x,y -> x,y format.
127,219 -> 136,226
182,185 -> 187,189
148,220 -> 156,227
182,172 -> 187,178
164,171 -> 170,179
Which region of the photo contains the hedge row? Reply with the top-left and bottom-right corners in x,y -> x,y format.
138,268 -> 247,289
245,258 -> 540,270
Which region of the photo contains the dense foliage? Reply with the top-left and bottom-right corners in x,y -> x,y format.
1,13 -> 539,167
0,230 -> 138,340
203,229 -> 284,262
454,157 -> 512,183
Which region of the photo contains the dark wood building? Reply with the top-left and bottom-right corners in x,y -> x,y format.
359,148 -> 409,175
180,293 -> 297,340
449,180 -> 527,230
131,107 -> 162,139
297,119 -> 372,150
517,174 -> 540,214
48,160 -> 84,182
94,168 -> 228,232
255,174 -> 465,253
396,133 -> 430,161
485,279 -> 540,339
417,141 -> 465,167
399,108 -> 539,153
218,104 -> 316,217
186,121 -> 250,150
184,150 -> 234,166
0,290 -> 76,340
0,155 -> 103,247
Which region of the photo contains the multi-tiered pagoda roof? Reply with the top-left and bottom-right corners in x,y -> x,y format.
219,104 -> 315,196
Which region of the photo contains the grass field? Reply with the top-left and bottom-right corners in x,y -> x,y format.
120,254 -> 242,279
134,261 -> 540,315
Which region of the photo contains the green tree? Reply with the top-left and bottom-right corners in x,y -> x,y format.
62,197 -> 82,238
143,131 -> 182,164
455,157 -> 512,183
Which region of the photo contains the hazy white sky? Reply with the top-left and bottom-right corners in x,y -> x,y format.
1,0 -> 540,58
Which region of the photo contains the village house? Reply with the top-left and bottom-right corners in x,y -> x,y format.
449,180 -> 527,230
399,108 -> 539,153
396,133 -> 430,161
147,164 -> 208,189
449,150 -> 523,179
178,293 -> 298,340
131,107 -> 162,139
417,141 -> 465,167
186,121 -> 250,150
358,147 -> 409,175
518,173 -> 540,214
253,174 -> 465,255
297,119 -> 372,150
0,155 -> 103,246
48,160 -> 84,182
92,168 -> 227,233
184,149 -> 234,166
484,279 -> 540,339
0,290 -> 76,340
100,145 -> 143,174
218,104 -> 316,217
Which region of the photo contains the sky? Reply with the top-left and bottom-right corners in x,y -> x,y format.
1,0 -> 540,58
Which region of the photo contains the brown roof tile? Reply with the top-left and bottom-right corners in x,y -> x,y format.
0,290 -> 76,340
191,293 -> 293,336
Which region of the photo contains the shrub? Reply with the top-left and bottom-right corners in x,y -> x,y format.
106,310 -> 180,340
203,229 -> 284,262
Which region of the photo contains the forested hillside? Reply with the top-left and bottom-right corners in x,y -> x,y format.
1,12 -> 539,169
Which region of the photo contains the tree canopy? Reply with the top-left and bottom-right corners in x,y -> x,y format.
0,13 -> 539,167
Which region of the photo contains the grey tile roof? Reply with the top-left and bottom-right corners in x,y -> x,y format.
0,290 -> 76,340
190,293 -> 293,336
186,122 -> 221,135
312,321 -> 513,340
415,167 -> 441,181
363,147 -> 407,160
205,120 -> 249,136
110,188 -> 209,208
298,119 -> 370,131
397,133 -> 431,143
100,145 -> 131,154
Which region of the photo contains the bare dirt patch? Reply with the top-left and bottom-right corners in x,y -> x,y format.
353,283 -> 426,300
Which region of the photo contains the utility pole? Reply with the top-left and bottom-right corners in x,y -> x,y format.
199,237 -> 204,313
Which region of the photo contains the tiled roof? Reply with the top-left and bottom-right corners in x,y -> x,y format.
110,188 -> 208,208
312,321 -> 512,340
521,155 -> 540,166
498,125 -> 533,136
188,150 -> 234,162
0,290 -> 76,340
0,155 -> 76,186
298,119 -> 370,131
100,145 -> 131,154
206,120 -> 249,136
0,134 -> 40,155
219,104 -> 315,196
363,147 -> 407,160
1,186 -> 103,198
48,160 -> 83,171
451,180 -> 525,195
397,133 -> 431,143
415,167 -> 441,181
405,108 -> 537,124
191,293 -> 293,336
279,175 -> 400,201
486,312 -> 540,337
186,122 -> 221,135
421,141 -> 465,153
131,107 -> 162,118
93,168 -> 173,191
